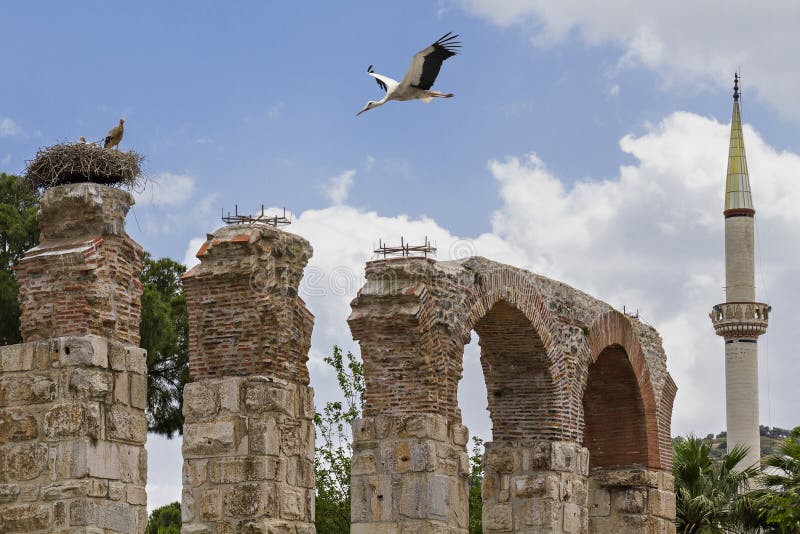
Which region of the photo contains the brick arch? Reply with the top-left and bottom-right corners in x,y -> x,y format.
455,268 -> 570,441
584,310 -> 662,469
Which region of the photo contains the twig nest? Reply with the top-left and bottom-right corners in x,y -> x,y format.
25,142 -> 144,189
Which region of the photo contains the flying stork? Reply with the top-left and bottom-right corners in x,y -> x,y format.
357,32 -> 460,116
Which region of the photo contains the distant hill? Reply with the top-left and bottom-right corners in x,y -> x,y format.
678,425 -> 793,460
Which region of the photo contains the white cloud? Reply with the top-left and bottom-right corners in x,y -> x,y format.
183,237 -> 207,269
135,173 -> 196,207
0,117 -> 20,137
1,155 -> 10,168
325,169 -> 357,205
457,0 -> 800,118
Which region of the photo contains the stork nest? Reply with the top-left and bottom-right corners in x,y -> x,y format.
25,142 -> 144,190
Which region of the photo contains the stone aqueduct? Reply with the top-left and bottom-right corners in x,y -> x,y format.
0,183 -> 676,533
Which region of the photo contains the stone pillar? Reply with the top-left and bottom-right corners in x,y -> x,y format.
348,258 -> 471,534
0,183 -> 147,533
180,224 -> 315,533
587,469 -> 675,534
481,441 -> 589,533
350,414 -> 469,534
15,183 -> 143,345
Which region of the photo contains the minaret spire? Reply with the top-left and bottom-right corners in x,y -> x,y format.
725,73 -> 754,216
710,73 -> 769,471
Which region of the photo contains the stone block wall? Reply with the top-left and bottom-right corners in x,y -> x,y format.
181,377 -> 315,533
481,441 -> 589,533
350,414 -> 469,534
181,224 -> 316,533
587,469 -> 675,534
14,184 -> 143,346
0,335 -> 148,533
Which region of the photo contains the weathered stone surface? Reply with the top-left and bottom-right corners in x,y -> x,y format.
43,401 -> 101,441
0,345 -> 34,373
183,382 -> 219,420
0,409 -> 38,443
183,417 -> 246,456
484,503 -> 513,531
0,503 -> 50,532
0,375 -> 56,406
245,379 -> 296,416
248,415 -> 281,456
2,443 -> 48,481
223,482 -> 274,517
0,484 -> 19,504
105,404 -> 148,443
58,336 -> 109,368
69,368 -> 113,402
129,373 -> 147,409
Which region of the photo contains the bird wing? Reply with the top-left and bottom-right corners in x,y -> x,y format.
400,32 -> 460,90
366,66 -> 397,93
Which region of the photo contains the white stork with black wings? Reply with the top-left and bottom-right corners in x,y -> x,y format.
357,33 -> 460,116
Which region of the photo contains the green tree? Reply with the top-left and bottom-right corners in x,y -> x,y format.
0,173 -> 39,344
314,346 -> 365,534
673,436 -> 761,533
145,501 -> 181,534
754,427 -> 800,533
468,436 -> 484,534
139,253 -> 189,437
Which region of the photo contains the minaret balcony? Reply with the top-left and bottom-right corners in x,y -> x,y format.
710,301 -> 770,338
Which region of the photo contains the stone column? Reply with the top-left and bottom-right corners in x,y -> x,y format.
348,258 -> 471,534
481,441 -> 589,533
350,414 -> 470,533
0,183 -> 147,533
587,469 -> 675,534
180,224 -> 315,534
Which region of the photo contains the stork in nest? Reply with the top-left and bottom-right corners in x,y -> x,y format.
104,118 -> 125,149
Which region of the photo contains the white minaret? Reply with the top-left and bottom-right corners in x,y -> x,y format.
710,74 -> 770,470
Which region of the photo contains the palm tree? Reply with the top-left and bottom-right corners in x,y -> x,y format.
673,436 -> 760,533
754,427 -> 800,533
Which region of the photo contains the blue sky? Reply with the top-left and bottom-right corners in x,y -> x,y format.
3,1 -> 799,510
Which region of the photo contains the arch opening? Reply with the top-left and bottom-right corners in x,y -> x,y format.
583,344 -> 649,470
471,300 -> 556,442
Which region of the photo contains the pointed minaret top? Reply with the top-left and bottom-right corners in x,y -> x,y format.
724,73 -> 754,217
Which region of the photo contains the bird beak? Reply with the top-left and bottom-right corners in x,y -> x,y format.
356,106 -> 369,116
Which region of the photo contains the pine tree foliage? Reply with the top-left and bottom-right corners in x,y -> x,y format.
0,173 -> 38,344
139,253 -> 189,437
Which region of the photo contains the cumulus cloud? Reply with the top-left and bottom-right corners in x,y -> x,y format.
135,172 -> 196,206
456,0 -> 800,118
325,169 -> 357,205
0,117 -> 20,137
